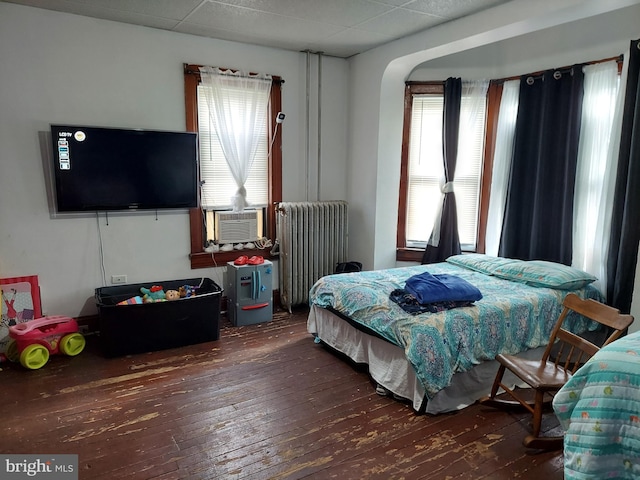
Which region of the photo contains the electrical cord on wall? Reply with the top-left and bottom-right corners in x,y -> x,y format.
96,212 -> 107,287
199,250 -> 225,290
267,122 -> 280,159
267,112 -> 285,159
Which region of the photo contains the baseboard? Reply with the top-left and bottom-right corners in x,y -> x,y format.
76,314 -> 99,334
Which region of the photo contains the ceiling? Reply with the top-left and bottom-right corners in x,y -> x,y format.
3,0 -> 511,58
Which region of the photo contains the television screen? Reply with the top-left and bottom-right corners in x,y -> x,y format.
50,125 -> 198,212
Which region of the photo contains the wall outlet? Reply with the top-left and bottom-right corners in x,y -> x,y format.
111,274 -> 127,284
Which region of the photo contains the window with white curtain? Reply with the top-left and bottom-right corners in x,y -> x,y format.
197,85 -> 269,210
197,85 -> 268,241
485,60 -> 621,294
572,60 -> 621,293
405,86 -> 487,251
485,79 -> 520,256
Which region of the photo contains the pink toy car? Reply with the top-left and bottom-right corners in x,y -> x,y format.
7,315 -> 85,369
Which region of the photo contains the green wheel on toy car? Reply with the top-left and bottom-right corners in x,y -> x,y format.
60,333 -> 85,356
20,344 -> 50,370
5,339 -> 20,362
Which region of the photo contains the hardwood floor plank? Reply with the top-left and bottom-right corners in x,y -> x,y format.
0,307 -> 566,479
306,408 -> 524,480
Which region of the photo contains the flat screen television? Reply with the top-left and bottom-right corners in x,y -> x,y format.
50,124 -> 198,212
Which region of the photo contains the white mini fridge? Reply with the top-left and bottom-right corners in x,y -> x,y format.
226,260 -> 273,326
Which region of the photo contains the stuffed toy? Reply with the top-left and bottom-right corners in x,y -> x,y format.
165,289 -> 180,301
179,285 -> 197,298
117,295 -> 143,306
140,285 -> 166,303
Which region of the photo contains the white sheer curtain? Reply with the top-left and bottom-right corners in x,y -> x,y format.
572,60 -> 622,295
199,67 -> 271,212
485,79 -> 519,256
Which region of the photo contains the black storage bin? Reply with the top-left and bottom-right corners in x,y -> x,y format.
95,277 -> 222,357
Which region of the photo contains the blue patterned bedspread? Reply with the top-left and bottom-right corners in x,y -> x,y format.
553,331 -> 640,479
309,262 -> 603,398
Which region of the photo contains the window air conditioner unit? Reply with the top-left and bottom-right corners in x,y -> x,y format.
215,210 -> 259,244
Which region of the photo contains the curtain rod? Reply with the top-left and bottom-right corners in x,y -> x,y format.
406,53 -> 623,87
491,54 -> 623,85
183,64 -> 284,84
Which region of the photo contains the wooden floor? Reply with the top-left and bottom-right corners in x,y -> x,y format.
0,307 -> 565,479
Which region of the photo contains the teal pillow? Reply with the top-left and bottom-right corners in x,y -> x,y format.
445,254 -> 519,276
492,260 -> 597,290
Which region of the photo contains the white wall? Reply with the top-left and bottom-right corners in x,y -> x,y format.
346,0 -> 640,314
1,1 -> 639,323
407,6 -> 640,331
408,7 -> 639,81
0,3 -> 349,317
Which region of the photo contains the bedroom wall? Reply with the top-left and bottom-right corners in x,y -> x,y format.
346,0 -> 640,323
408,8 -> 640,331
0,3 -> 349,317
1,1 -> 638,328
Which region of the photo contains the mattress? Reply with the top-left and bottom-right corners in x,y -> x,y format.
308,305 -> 546,414
308,256 -> 604,413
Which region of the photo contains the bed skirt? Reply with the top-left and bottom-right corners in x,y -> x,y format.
308,305 -> 544,414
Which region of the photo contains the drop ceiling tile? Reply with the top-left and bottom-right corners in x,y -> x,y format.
356,7 -> 443,37
2,0 -> 84,13
66,0 -> 203,21
183,2 -> 344,42
209,0 -> 394,27
404,0 -> 510,18
312,27 -> 397,57
175,20 -> 391,57
374,0 -> 415,6
173,22 -> 299,52
4,0 -> 184,28
3,0 -> 520,57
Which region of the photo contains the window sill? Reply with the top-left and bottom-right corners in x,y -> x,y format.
190,249 -> 277,269
396,247 -> 478,263
396,248 -> 424,263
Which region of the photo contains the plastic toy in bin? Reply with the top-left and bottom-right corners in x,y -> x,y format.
6,315 -> 86,370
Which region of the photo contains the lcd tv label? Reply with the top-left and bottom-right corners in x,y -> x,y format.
57,138 -> 71,170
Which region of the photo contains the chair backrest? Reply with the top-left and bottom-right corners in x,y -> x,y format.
541,293 -> 634,374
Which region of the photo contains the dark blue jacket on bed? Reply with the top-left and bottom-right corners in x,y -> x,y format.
404,271 -> 483,305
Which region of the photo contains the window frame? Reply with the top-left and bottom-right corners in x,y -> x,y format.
184,64 -> 283,268
398,56 -> 621,264
396,81 -> 495,262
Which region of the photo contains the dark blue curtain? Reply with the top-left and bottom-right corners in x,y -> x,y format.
607,39 -> 640,313
422,77 -> 462,264
499,67 -> 584,264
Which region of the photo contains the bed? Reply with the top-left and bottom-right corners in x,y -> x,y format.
552,330 -> 640,479
307,254 -> 604,414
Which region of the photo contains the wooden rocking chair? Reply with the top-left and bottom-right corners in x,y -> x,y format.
479,293 -> 634,450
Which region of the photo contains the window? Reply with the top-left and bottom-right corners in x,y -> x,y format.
571,60 -> 621,290
398,57 -> 620,265
184,64 -> 283,268
197,84 -> 268,241
398,82 -> 487,260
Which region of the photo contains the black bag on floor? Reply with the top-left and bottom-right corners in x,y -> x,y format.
335,261 -> 362,274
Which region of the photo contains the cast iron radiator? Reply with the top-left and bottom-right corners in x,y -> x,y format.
276,201 -> 348,312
